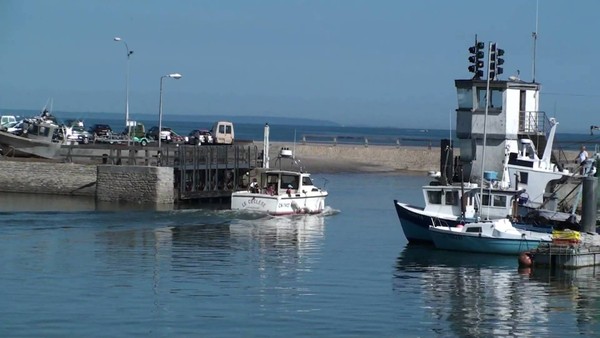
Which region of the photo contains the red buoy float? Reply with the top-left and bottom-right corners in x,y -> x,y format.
518,251 -> 533,268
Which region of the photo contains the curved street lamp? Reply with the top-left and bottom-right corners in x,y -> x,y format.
158,73 -> 183,149
114,36 -> 134,126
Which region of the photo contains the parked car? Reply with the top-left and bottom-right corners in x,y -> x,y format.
187,129 -> 213,145
88,124 -> 112,137
67,126 -> 93,144
6,120 -> 23,136
169,131 -> 186,144
147,126 -> 185,144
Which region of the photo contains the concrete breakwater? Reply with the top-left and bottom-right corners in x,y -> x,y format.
262,142 -> 443,173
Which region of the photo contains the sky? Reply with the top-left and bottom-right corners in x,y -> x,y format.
0,0 -> 598,132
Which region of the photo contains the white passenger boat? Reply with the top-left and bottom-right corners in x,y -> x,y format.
230,168 -> 328,215
230,123 -> 328,215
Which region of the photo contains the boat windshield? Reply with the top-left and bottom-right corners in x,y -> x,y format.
280,174 -> 299,189
302,176 -> 313,186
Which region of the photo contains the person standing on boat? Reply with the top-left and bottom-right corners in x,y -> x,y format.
577,145 -> 589,174
249,178 -> 259,193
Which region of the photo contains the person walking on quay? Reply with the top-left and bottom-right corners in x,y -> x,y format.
577,145 -> 589,174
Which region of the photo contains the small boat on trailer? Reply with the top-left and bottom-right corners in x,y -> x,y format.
0,110 -> 62,159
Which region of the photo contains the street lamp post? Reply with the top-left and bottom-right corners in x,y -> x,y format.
158,73 -> 182,148
114,37 -> 134,127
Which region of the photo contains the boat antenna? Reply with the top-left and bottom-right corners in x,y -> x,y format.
478,41 -> 493,220
293,128 -> 297,159
531,0 -> 539,83
263,123 -> 270,168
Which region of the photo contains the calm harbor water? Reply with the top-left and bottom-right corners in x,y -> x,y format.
1,173 -> 600,337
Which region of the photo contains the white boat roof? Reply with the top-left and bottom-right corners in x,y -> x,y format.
260,169 -> 310,176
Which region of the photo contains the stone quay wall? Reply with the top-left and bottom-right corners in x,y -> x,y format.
0,161 -> 97,196
0,161 -> 174,204
96,165 -> 174,204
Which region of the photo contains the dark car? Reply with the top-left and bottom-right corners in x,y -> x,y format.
147,126 -> 177,142
187,129 -> 213,145
88,124 -> 112,137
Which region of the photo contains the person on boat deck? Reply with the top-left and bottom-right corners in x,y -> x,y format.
577,145 -> 589,174
266,184 -> 276,195
286,184 -> 293,196
249,178 -> 259,193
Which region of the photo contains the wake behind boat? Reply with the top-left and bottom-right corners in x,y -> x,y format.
230,124 -> 328,215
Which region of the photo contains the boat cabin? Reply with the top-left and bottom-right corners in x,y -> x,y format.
22,120 -> 58,142
254,170 -> 316,196
423,182 -> 520,221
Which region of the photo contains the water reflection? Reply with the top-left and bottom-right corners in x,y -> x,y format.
526,266 -> 600,335
0,192 -> 174,212
394,244 -> 550,337
229,214 -> 326,255
0,192 -> 96,212
93,213 -> 327,289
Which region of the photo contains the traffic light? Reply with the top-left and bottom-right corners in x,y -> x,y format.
489,43 -> 505,80
468,41 -> 485,79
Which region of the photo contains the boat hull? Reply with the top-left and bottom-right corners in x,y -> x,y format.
0,131 -> 61,159
393,200 -> 461,243
429,227 -> 550,255
231,192 -> 327,215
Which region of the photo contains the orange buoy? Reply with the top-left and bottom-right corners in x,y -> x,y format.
518,251 -> 533,268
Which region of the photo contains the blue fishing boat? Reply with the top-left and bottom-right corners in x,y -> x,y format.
429,218 -> 551,255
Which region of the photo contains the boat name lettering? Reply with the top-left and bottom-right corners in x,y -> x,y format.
242,198 -> 266,208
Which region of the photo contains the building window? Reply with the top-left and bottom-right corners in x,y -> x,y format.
457,87 -> 473,109
481,194 -> 491,206
476,88 -> 504,110
493,195 -> 507,207
445,191 -> 459,205
427,191 -> 442,205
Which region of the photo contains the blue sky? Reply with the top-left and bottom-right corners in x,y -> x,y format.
0,0 -> 597,132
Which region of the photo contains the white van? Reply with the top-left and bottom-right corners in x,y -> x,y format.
211,121 -> 235,144
1,115 -> 17,127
